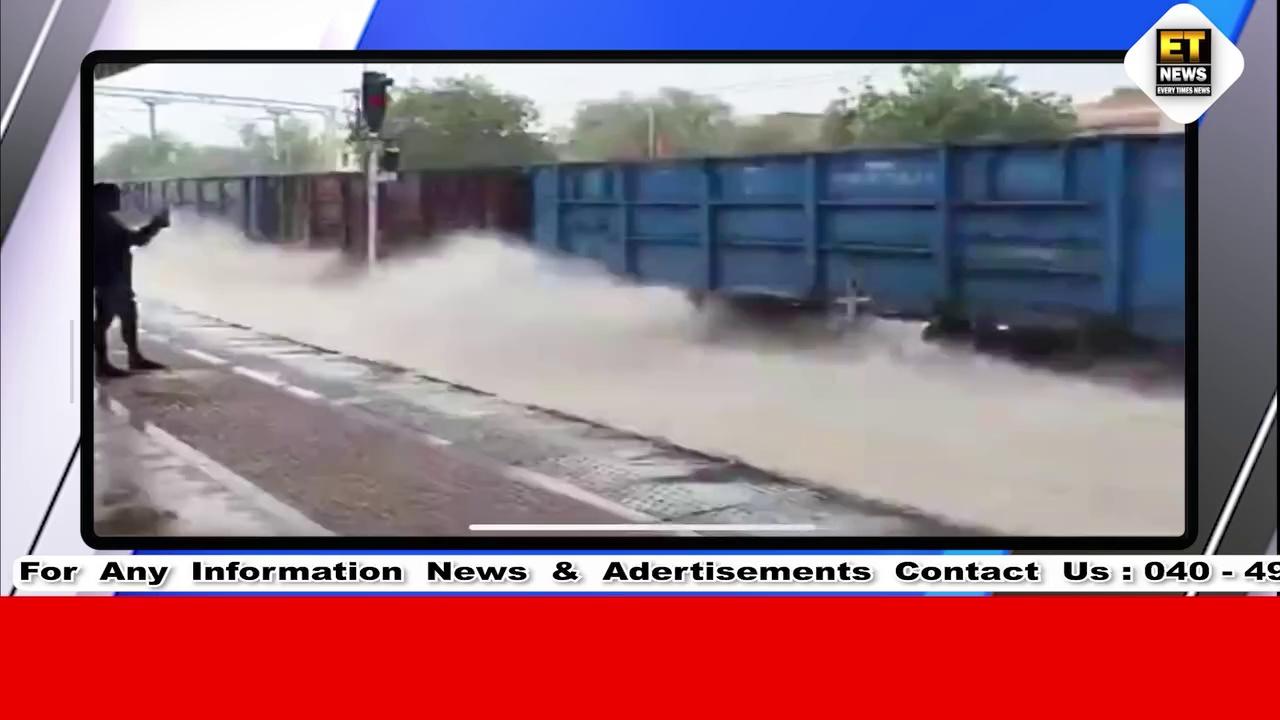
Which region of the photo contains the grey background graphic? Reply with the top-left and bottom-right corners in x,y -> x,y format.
0,0 -> 111,243
0,0 -> 1274,565
1225,429 -> 1273,552
1,0 -> 108,594
1194,0 -> 1276,554
0,0 -> 56,112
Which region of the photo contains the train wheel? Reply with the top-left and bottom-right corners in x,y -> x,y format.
922,315 -> 971,343
1080,322 -> 1134,357
1055,329 -> 1097,371
1009,328 -> 1061,358
971,321 -> 1009,352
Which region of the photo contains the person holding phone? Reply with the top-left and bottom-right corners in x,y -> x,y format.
92,182 -> 170,378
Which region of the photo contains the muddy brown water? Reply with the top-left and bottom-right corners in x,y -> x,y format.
128,212 -> 1186,536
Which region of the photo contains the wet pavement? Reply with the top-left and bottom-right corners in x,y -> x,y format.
93,393 -> 327,537
91,299 -> 991,538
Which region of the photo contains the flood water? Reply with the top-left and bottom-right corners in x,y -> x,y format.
131,212 -> 1186,536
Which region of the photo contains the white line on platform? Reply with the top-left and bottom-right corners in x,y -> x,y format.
100,397 -> 332,536
285,385 -> 324,401
423,434 -> 453,447
232,366 -> 327,402
106,396 -> 130,419
469,524 -> 819,533
232,366 -> 284,387
142,422 -> 334,537
183,348 -> 229,365
499,466 -> 668,526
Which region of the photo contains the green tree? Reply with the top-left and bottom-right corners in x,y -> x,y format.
93,132 -> 188,180
566,88 -> 737,161
727,114 -> 823,155
821,64 -> 1078,147
376,76 -> 553,168
94,116 -> 332,181
183,145 -> 258,177
238,117 -> 330,173
728,122 -> 802,155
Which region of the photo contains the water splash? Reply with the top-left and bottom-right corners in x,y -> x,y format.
131,212 -> 1186,535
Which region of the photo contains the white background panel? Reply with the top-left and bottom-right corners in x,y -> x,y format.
0,0 -> 374,593
92,0 -> 377,50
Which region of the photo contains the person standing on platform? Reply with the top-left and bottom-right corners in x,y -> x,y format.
92,182 -> 170,378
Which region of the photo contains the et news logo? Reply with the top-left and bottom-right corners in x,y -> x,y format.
1155,29 -> 1212,96
1125,3 -> 1244,124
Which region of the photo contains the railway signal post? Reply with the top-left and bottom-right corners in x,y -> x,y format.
366,139 -> 379,268
360,71 -> 394,270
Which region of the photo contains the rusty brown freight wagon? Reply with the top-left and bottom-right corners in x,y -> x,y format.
337,167 -> 532,258
121,168 -> 532,256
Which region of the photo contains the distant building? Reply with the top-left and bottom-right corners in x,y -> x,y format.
1074,91 -> 1183,135
738,112 -> 827,144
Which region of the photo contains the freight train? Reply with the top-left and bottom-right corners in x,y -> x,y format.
114,132 -> 1187,347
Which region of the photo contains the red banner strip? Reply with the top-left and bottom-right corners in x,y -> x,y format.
4,597 -> 1273,717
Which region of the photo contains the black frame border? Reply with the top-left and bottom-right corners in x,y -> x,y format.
81,49 -> 1196,552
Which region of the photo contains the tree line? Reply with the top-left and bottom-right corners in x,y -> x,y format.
96,64 -> 1083,181
94,116 -> 340,181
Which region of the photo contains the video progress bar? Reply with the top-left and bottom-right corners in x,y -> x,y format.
470,524 -> 819,533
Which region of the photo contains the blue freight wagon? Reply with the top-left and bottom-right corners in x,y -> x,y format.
531,133 -> 1186,346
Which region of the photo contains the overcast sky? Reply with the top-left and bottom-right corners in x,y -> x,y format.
93,62 -> 1131,158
